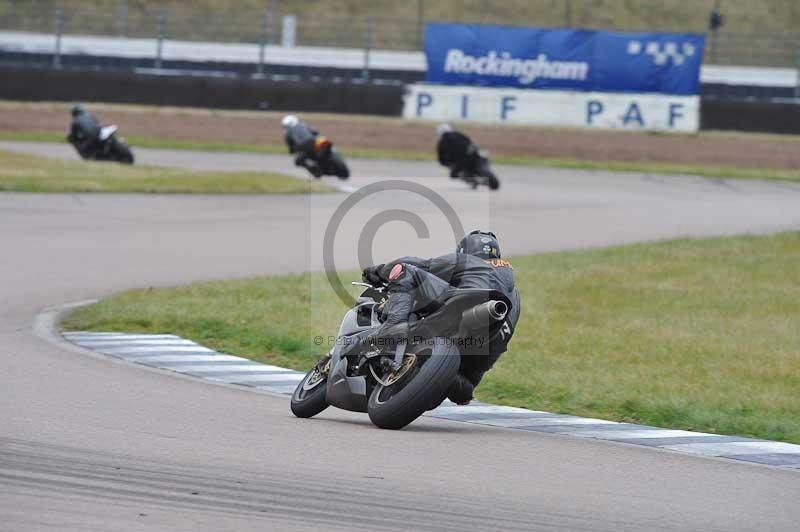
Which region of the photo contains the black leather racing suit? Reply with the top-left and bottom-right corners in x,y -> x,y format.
437,131 -> 481,178
366,253 -> 520,393
68,112 -> 101,157
284,121 -> 319,173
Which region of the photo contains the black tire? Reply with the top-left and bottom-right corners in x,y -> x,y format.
290,363 -> 330,418
330,153 -> 350,179
478,162 -> 499,190
367,340 -> 460,430
111,138 -> 134,164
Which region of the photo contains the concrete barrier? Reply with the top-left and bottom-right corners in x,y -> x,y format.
0,65 -> 404,115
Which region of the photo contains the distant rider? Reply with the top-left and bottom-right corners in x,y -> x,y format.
67,105 -> 101,157
436,123 -> 482,180
362,230 -> 520,405
282,114 -> 322,177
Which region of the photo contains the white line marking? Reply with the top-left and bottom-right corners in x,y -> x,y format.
255,384 -> 299,393
73,339 -> 198,346
430,405 -> 545,415
100,345 -> 215,355
463,416 -> 620,428
165,364 -> 299,373
136,355 -> 250,363
567,429 -> 717,440
208,373 -> 304,383
661,441 -> 800,456
64,333 -> 180,340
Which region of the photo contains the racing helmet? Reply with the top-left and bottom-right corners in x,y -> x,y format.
281,114 -> 299,129
457,230 -> 501,259
436,123 -> 452,136
71,104 -> 85,117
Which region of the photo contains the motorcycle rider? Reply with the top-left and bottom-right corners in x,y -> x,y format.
436,123 -> 482,181
282,114 -> 323,177
362,230 -> 520,405
67,105 -> 101,158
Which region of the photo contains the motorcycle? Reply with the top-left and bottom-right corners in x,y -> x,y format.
291,281 -> 513,429
451,150 -> 500,190
69,124 -> 134,164
302,135 -> 350,179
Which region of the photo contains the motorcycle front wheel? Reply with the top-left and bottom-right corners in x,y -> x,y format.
110,138 -> 135,164
367,339 -> 460,430
329,152 -> 350,179
290,356 -> 330,418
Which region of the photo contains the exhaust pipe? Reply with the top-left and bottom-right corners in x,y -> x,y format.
461,300 -> 508,330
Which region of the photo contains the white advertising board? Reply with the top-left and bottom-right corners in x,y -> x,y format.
403,84 -> 699,132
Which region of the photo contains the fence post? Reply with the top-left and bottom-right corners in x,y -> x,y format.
257,9 -> 269,75
155,8 -> 166,69
53,6 -> 64,69
362,16 -> 373,83
796,48 -> 800,99
564,0 -> 572,27
119,0 -> 128,37
417,0 -> 424,48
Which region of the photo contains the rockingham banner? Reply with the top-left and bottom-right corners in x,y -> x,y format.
403,84 -> 700,132
409,23 -> 705,131
425,23 -> 705,95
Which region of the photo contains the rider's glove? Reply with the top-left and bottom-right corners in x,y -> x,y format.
362,264 -> 385,287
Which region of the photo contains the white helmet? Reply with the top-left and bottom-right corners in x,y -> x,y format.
281,115 -> 299,129
437,123 -> 452,136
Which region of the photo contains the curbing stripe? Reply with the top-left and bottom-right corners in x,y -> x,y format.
63,331 -> 800,470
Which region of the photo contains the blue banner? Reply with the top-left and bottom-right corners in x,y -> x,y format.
424,23 -> 705,95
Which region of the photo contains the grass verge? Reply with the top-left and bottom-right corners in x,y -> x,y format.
3,130 -> 799,183
63,233 -> 800,443
0,149 -> 334,194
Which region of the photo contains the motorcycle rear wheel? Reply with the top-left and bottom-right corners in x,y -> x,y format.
367,340 -> 460,430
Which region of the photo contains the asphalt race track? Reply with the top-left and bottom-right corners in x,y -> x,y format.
2,141 -> 800,531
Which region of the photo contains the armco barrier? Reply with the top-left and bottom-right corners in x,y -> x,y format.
701,99 -> 800,135
2,66 -> 800,134
0,66 -> 404,115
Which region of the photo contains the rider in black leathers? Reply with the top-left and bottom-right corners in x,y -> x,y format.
67,105 -> 101,158
282,114 -> 322,177
436,123 -> 482,180
362,231 -> 520,405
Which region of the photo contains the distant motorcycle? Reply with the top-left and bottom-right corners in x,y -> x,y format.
303,136 -> 350,179
452,150 -> 499,190
69,125 -> 134,164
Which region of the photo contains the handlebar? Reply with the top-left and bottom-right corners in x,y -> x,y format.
351,281 -> 385,292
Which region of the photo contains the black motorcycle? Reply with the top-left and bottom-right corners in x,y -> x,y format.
69,124 -> 134,164
303,136 -> 350,179
291,281 -> 513,429
452,150 -> 500,190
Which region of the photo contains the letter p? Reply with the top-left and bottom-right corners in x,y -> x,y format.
587,100 -> 603,125
416,92 -> 433,117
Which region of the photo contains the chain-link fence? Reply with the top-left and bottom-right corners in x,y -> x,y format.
1,0 -> 799,74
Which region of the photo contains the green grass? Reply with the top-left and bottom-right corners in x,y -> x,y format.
63,232 -> 800,443
3,131 -> 799,183
0,149 -> 334,194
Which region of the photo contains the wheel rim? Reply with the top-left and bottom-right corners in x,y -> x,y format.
373,354 -> 423,405
300,357 -> 330,394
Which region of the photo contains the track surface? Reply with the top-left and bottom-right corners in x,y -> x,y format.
2,142 -> 800,531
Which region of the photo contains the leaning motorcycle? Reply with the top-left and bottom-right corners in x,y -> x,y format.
303,136 -> 350,179
69,124 -> 134,164
453,150 -> 500,190
291,281 -> 513,429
